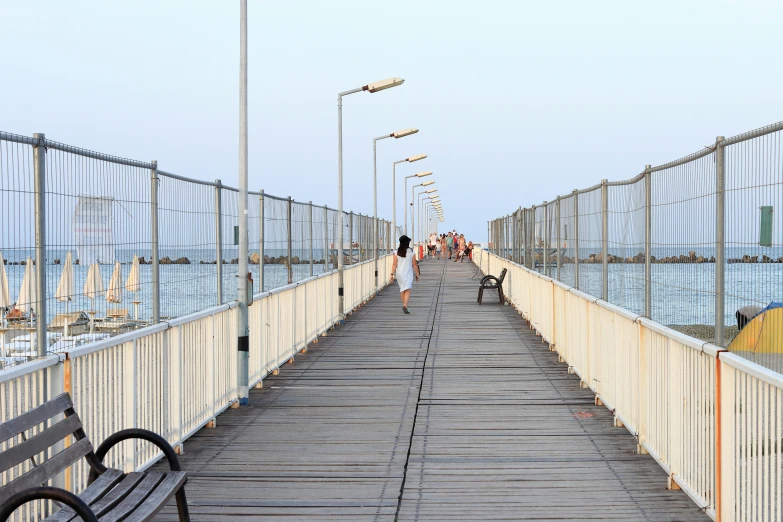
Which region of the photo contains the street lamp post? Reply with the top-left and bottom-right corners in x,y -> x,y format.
413,187 -> 437,256
393,154 -> 426,239
373,129 -> 418,292
237,0 -> 250,406
337,77 -> 404,319
404,171 -> 432,234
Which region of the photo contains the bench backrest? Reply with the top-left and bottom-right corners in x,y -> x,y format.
0,393 -> 93,505
497,268 -> 507,285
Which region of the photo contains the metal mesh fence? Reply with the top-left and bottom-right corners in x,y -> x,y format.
0,131 -> 394,367
489,120 -> 783,372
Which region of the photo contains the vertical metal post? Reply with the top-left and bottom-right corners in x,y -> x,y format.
349,212 -> 354,265
531,205 -> 536,270
601,179 -> 608,301
309,201 -> 314,277
543,202 -> 548,276
237,0 -> 250,406
259,191 -> 265,291
214,180 -> 223,305
520,211 -> 526,267
644,166 -> 652,318
32,133 -> 47,357
287,196 -> 293,284
323,205 -> 329,271
373,141 -> 379,291
150,161 -> 160,323
336,94 -> 345,319
573,190 -> 579,290
715,137 -> 726,346
556,196 -> 561,281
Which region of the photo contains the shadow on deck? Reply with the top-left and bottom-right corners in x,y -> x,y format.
156,259 -> 710,521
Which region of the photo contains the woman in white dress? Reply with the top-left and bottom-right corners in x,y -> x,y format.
390,235 -> 420,314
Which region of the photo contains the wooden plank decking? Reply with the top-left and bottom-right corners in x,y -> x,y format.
157,260 -> 710,521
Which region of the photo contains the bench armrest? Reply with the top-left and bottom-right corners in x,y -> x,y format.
88,428 -> 182,484
480,276 -> 499,286
0,486 -> 98,522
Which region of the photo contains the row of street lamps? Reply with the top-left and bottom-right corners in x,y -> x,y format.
336,77 -> 445,318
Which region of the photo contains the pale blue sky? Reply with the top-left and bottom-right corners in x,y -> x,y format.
1,0 -> 781,241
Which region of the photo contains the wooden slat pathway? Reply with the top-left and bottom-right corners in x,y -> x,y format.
156,260 -> 710,521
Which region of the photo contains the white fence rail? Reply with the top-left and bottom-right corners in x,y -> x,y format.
474,248 -> 783,522
0,255 -> 393,520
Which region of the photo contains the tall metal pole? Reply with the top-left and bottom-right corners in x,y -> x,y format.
373,139 -> 379,291
337,93 -> 345,319
531,205 -> 536,269
411,185 -> 415,246
287,197 -> 293,284
323,205 -> 329,271
392,163 -> 398,241
150,161 -> 160,323
32,133 -> 47,357
260,190 -> 265,291
644,167 -> 651,318
237,0 -> 250,406
309,201 -> 314,277
215,180 -> 223,305
542,202 -> 548,276
349,212 -> 354,265
556,196 -> 561,281
715,137 -> 726,346
601,179 -> 608,301
573,190 -> 579,290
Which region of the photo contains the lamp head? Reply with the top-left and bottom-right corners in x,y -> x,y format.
364,77 -> 404,93
426,189 -> 437,193
407,154 -> 427,163
415,171 -> 432,178
421,180 -> 435,187
392,128 -> 418,138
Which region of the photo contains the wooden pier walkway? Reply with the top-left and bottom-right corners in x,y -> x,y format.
157,260 -> 710,521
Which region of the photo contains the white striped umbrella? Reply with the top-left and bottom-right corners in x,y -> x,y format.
83,263 -> 104,300
106,261 -> 123,304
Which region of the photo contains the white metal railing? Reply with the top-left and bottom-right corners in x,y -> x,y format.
0,254 -> 393,520
473,248 -> 783,522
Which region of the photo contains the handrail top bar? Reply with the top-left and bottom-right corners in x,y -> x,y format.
722,119 -> 783,147
721,351 -> 783,389
0,354 -> 62,384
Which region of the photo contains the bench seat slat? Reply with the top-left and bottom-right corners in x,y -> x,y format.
0,414 -> 83,474
83,473 -> 145,519
44,469 -> 124,522
0,394 -> 73,444
0,438 -> 93,505
122,472 -> 186,522
99,472 -> 165,522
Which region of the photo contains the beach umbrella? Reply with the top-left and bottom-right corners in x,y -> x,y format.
17,258 -> 37,319
55,252 -> 74,306
84,263 -> 104,334
126,255 -> 141,319
83,263 -> 104,299
106,261 -> 123,304
55,252 -> 75,337
0,252 -> 8,355
0,252 -> 10,310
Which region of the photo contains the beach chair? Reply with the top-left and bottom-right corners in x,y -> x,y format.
0,393 -> 190,521
478,268 -> 507,305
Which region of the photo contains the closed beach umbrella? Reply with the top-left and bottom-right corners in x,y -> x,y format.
0,252 -> 10,310
126,255 -> 141,293
83,263 -> 104,300
17,257 -> 37,316
55,252 -> 74,305
106,261 -> 123,304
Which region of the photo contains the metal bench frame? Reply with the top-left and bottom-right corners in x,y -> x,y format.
0,393 -> 189,522
477,268 -> 507,305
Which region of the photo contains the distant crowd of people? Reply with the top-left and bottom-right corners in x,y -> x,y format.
427,231 -> 473,262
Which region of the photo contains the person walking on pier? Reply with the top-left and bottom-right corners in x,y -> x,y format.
390,235 -> 419,314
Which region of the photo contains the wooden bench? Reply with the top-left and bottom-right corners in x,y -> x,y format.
0,393 -> 189,522
477,268 -> 507,305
